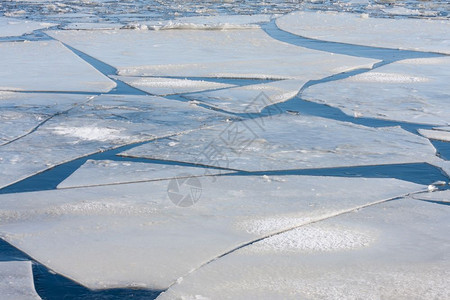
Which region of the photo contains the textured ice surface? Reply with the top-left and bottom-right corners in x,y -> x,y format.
0,261 -> 41,300
277,11 -> 450,54
0,176 -> 422,290
185,79 -> 304,113
121,114 -> 436,172
47,28 -> 378,79
0,17 -> 54,37
158,199 -> 450,300
0,40 -> 115,92
0,94 -> 229,189
57,159 -> 234,189
303,57 -> 450,125
419,128 -> 450,142
111,76 -> 235,96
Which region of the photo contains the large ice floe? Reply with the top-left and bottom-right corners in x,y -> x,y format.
46,28 -> 378,79
276,11 -> 450,54
0,261 -> 41,299
0,40 -> 115,92
302,57 -> 450,126
121,114 -> 437,171
0,94 -> 230,189
0,176 -> 423,290
0,17 -> 54,38
158,198 -> 450,299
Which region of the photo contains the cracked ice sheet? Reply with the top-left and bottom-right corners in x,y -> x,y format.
0,94 -> 230,189
158,198 -> 450,300
419,128 -> 450,142
184,79 -> 304,113
46,28 -> 378,79
120,114 -> 436,172
57,159 -> 234,189
0,40 -> 115,92
276,11 -> 450,55
0,17 -> 54,38
0,176 -> 423,290
0,92 -> 90,144
303,57 -> 450,126
415,190 -> 450,203
0,261 -> 41,300
111,76 -> 235,96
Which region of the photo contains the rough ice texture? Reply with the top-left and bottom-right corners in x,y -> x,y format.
0,94 -> 229,189
111,76 -> 235,96
121,114 -> 436,172
419,128 -> 450,142
0,261 -> 41,300
0,176 -> 422,290
158,199 -> 450,300
57,159 -> 234,189
276,11 -> 450,54
303,57 -> 450,125
185,79 -> 304,113
0,17 -> 54,37
0,92 -> 91,145
47,28 -> 378,79
0,41 -> 116,92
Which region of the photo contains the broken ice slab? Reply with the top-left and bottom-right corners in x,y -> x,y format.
0,40 -> 116,92
120,113 -> 437,172
111,76 -> 235,96
414,190 -> 450,204
46,28 -> 378,79
0,17 -> 55,38
276,11 -> 450,55
0,94 -> 230,189
0,176 -> 423,290
184,79 -> 304,113
0,92 -> 92,144
158,198 -> 450,300
57,159 -> 234,189
0,261 -> 41,300
419,128 -> 450,142
303,57 -> 450,126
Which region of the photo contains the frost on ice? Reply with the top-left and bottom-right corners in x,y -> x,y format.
0,17 -> 54,38
0,261 -> 41,300
0,176 -> 423,290
57,159 -> 234,189
121,114 -> 437,172
303,57 -> 450,126
158,199 -> 450,300
277,11 -> 450,54
0,41 -> 116,92
47,28 -> 378,79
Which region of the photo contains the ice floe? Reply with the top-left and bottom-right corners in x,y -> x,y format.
57,159 -> 234,189
47,28 -> 378,79
0,261 -> 41,299
419,128 -> 450,142
0,176 -> 423,290
184,79 -> 304,113
0,17 -> 54,38
158,198 -> 450,299
121,114 -> 437,172
303,57 -> 450,125
276,11 -> 450,54
0,40 -> 115,92
111,76 -> 235,96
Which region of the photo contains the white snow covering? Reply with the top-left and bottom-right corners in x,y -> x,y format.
111,76 -> 235,96
0,176 -> 423,290
303,57 -> 450,125
185,79 -> 304,113
0,40 -> 116,92
158,199 -> 450,300
276,11 -> 450,54
57,159 -> 234,189
0,94 -> 229,189
46,28 -> 378,79
419,128 -> 450,142
0,17 -> 54,37
121,114 -> 437,172
0,261 -> 41,300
